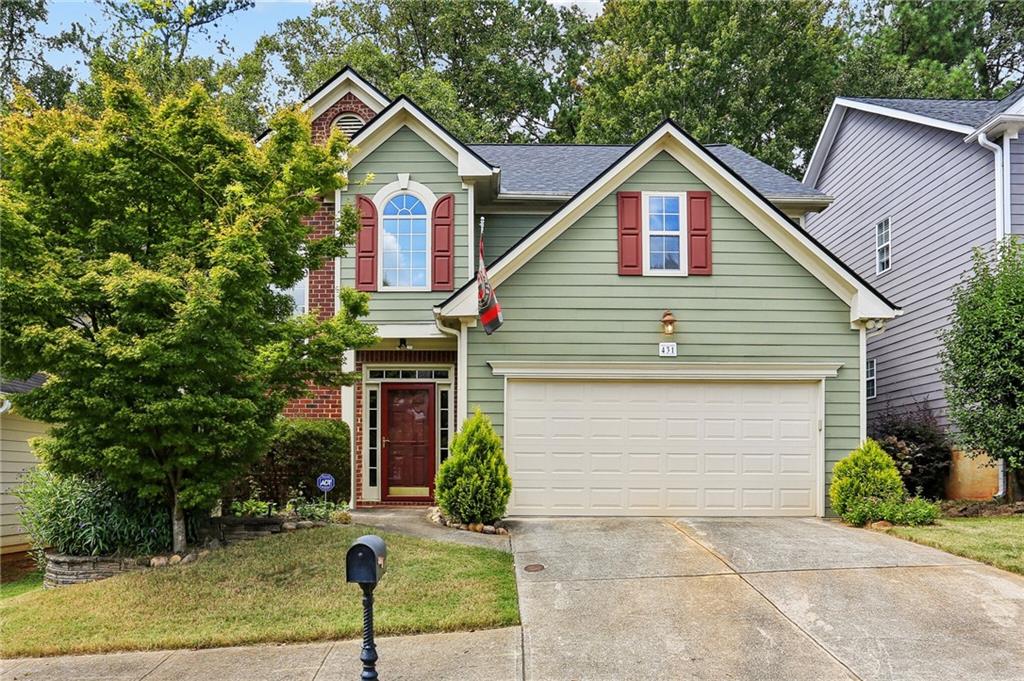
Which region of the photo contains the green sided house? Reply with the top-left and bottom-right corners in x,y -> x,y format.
283,68 -> 901,517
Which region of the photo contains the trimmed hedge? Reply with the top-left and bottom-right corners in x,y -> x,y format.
830,439 -> 939,526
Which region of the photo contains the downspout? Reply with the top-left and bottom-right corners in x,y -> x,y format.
434,311 -> 466,428
975,133 -> 1005,242
1002,134 -> 1014,240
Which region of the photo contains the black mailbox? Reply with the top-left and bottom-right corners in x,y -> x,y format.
346,535 -> 387,585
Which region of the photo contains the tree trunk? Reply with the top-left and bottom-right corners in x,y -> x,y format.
1006,466 -> 1024,503
172,491 -> 187,555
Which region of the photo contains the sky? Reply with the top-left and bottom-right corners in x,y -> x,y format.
42,0 -> 604,78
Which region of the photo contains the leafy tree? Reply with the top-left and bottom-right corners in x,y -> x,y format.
941,240 -> 1024,502
252,0 -> 593,142
576,0 -> 844,173
0,0 -> 78,107
0,81 -> 377,553
842,0 -> 1024,99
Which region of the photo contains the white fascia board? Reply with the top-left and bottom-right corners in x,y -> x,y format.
488,361 -> 842,381
835,98 -> 975,135
304,69 -> 390,120
966,114 -> 1024,140
441,122 -> 898,322
374,323 -> 448,339
347,100 -> 498,180
803,100 -> 846,187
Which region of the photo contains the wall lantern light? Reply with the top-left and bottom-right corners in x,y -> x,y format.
660,310 -> 677,336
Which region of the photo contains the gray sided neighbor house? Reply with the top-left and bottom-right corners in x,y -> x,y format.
285,68 -> 898,518
803,90 -> 1024,431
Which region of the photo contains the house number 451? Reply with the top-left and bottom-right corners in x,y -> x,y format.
658,342 -> 677,357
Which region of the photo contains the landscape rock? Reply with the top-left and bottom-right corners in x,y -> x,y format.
483,525 -> 496,534
496,527 -> 509,535
281,521 -> 298,531
150,556 -> 169,568
198,550 -> 210,559
168,554 -> 182,565
296,520 -> 315,530
181,553 -> 196,564
870,520 -> 894,530
470,523 -> 484,533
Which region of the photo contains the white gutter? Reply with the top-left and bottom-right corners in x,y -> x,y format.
0,398 -> 11,414
974,133 -> 1006,242
1003,134 -> 1014,240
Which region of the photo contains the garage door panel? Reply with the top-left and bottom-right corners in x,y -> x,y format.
505,379 -> 821,517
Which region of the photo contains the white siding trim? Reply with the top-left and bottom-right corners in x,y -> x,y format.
488,361 -> 842,381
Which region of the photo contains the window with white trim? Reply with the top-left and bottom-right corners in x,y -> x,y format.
875,218 -> 891,274
380,193 -> 430,289
274,274 -> 308,316
866,359 -> 876,400
642,192 -> 686,275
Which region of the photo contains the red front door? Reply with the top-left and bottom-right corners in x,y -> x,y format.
381,383 -> 436,501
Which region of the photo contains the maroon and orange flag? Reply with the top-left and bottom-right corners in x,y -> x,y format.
477,218 -> 503,335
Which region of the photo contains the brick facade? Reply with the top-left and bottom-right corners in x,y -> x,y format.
310,92 -> 377,144
353,350 -> 458,507
284,88 -> 377,422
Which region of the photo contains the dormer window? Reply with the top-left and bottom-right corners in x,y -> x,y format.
333,113 -> 365,139
381,193 -> 430,289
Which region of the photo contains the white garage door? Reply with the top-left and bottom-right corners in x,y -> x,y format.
505,380 -> 822,516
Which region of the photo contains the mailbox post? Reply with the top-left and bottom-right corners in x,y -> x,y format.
346,535 -> 387,681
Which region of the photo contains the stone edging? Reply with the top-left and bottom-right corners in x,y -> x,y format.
44,513 -> 350,588
427,507 -> 509,535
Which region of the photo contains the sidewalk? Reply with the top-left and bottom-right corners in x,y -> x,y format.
0,627 -> 522,681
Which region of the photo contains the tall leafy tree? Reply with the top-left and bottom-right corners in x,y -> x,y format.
0,82 -> 377,552
941,241 -> 1024,502
575,0 -> 844,173
842,0 -> 1024,99
0,0 -> 79,107
253,0 -> 593,142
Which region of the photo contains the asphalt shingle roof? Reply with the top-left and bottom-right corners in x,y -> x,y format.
469,143 -> 827,200
844,97 -> 999,127
0,374 -> 45,394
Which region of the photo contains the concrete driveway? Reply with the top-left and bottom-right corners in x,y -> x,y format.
509,517 -> 1024,681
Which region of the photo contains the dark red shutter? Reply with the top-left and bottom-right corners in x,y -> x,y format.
617,191 -> 643,275
687,191 -> 712,276
431,194 -> 455,291
355,195 -> 377,291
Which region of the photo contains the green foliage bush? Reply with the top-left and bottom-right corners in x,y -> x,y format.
829,439 -> 905,520
872,406 -> 952,499
240,418 -> 351,506
435,409 -> 512,524
830,439 -> 940,526
287,499 -> 349,522
17,469 -> 175,557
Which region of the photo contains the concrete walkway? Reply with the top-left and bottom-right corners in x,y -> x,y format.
349,507 -> 511,552
0,627 -> 522,681
510,516 -> 1024,681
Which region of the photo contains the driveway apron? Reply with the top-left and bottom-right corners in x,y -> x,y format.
509,516 -> 1024,681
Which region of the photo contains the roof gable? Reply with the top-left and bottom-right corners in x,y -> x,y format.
348,96 -> 498,179
440,120 -> 898,323
302,66 -> 390,121
804,97 -> 995,186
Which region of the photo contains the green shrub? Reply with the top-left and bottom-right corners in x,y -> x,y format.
844,496 -> 941,526
229,495 -> 276,517
17,469 -> 175,558
435,409 -> 512,524
287,498 -> 349,521
830,439 -> 906,522
872,406 -> 952,499
236,418 -> 350,506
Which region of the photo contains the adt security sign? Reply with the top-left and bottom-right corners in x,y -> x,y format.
316,473 -> 335,501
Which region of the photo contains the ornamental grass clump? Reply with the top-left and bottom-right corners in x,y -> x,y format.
435,409 -> 511,525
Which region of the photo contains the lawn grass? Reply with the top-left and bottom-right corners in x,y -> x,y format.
889,515 -> 1024,575
0,525 -> 519,658
0,571 -> 43,601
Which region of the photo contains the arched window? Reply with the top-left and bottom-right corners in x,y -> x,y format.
381,193 -> 429,289
333,113 -> 364,139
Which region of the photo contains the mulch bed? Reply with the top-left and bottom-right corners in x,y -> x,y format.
940,500 -> 1024,518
